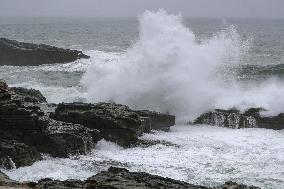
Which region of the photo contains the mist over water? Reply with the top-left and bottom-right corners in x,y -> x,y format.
82,10 -> 284,121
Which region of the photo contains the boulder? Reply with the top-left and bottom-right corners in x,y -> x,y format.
0,38 -> 89,66
51,102 -> 175,146
195,108 -> 283,130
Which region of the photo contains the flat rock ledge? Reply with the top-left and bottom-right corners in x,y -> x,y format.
195,108 -> 284,130
0,38 -> 90,66
51,102 -> 175,146
0,167 -> 260,189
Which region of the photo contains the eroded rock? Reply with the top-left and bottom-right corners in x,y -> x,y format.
51,102 -> 175,146
0,81 -> 101,168
195,108 -> 283,130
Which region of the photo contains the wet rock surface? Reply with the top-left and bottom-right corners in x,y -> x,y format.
0,38 -> 89,66
0,80 -> 175,169
51,102 -> 175,146
195,108 -> 284,130
0,80 -> 101,169
0,168 -> 261,189
135,110 -> 175,131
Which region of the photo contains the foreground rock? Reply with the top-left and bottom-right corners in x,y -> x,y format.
0,80 -> 101,169
0,38 -> 89,66
51,102 -> 175,146
0,80 -> 174,168
0,167 -> 260,189
195,108 -> 283,130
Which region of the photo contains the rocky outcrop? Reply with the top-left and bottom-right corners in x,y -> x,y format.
9,87 -> 47,103
51,102 -> 175,146
0,38 -> 89,66
135,110 -> 175,131
195,108 -> 283,130
86,167 -> 209,189
0,139 -> 41,169
0,80 -> 101,169
31,119 -> 101,158
0,168 -> 261,189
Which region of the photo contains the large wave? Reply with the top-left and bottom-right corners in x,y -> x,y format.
82,10 -> 284,121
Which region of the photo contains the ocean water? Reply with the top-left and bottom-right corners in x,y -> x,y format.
0,10 -> 284,188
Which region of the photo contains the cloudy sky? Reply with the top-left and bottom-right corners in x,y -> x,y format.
1,0 -> 283,18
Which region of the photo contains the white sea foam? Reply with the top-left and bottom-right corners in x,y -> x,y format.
82,10 -> 284,121
3,125 -> 284,189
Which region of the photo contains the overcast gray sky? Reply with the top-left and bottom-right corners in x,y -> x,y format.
1,0 -> 283,18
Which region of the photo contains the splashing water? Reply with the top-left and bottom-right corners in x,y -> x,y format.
82,10 -> 284,121
82,10 -> 245,121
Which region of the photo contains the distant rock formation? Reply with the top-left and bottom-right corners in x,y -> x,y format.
195,108 -> 283,130
0,38 -> 90,66
0,167 -> 260,189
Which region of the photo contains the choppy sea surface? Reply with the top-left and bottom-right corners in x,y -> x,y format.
0,11 -> 284,188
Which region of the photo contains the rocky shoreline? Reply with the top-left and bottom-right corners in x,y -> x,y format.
1,79 -> 281,188
0,80 -> 175,169
0,167 -> 260,189
0,38 -> 89,66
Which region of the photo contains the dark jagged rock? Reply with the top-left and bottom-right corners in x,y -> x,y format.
0,168 -> 261,189
51,102 -> 147,146
30,118 -> 101,158
135,110 -> 175,131
85,167 -> 260,189
0,140 -> 41,169
0,81 -> 101,168
10,87 -> 47,103
194,109 -> 257,129
37,178 -> 83,189
0,38 -> 90,66
86,167 -> 208,189
195,108 -> 283,130
51,102 -> 175,146
214,181 -> 260,189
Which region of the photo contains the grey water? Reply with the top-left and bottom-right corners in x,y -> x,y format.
0,17 -> 284,88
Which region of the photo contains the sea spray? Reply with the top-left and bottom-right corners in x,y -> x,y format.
82,10 -> 250,121
82,10 -> 284,121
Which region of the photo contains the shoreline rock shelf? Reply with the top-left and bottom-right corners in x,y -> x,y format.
51,102 -> 175,146
0,38 -> 90,66
0,80 -> 279,188
0,80 -> 176,169
0,167 -> 260,189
